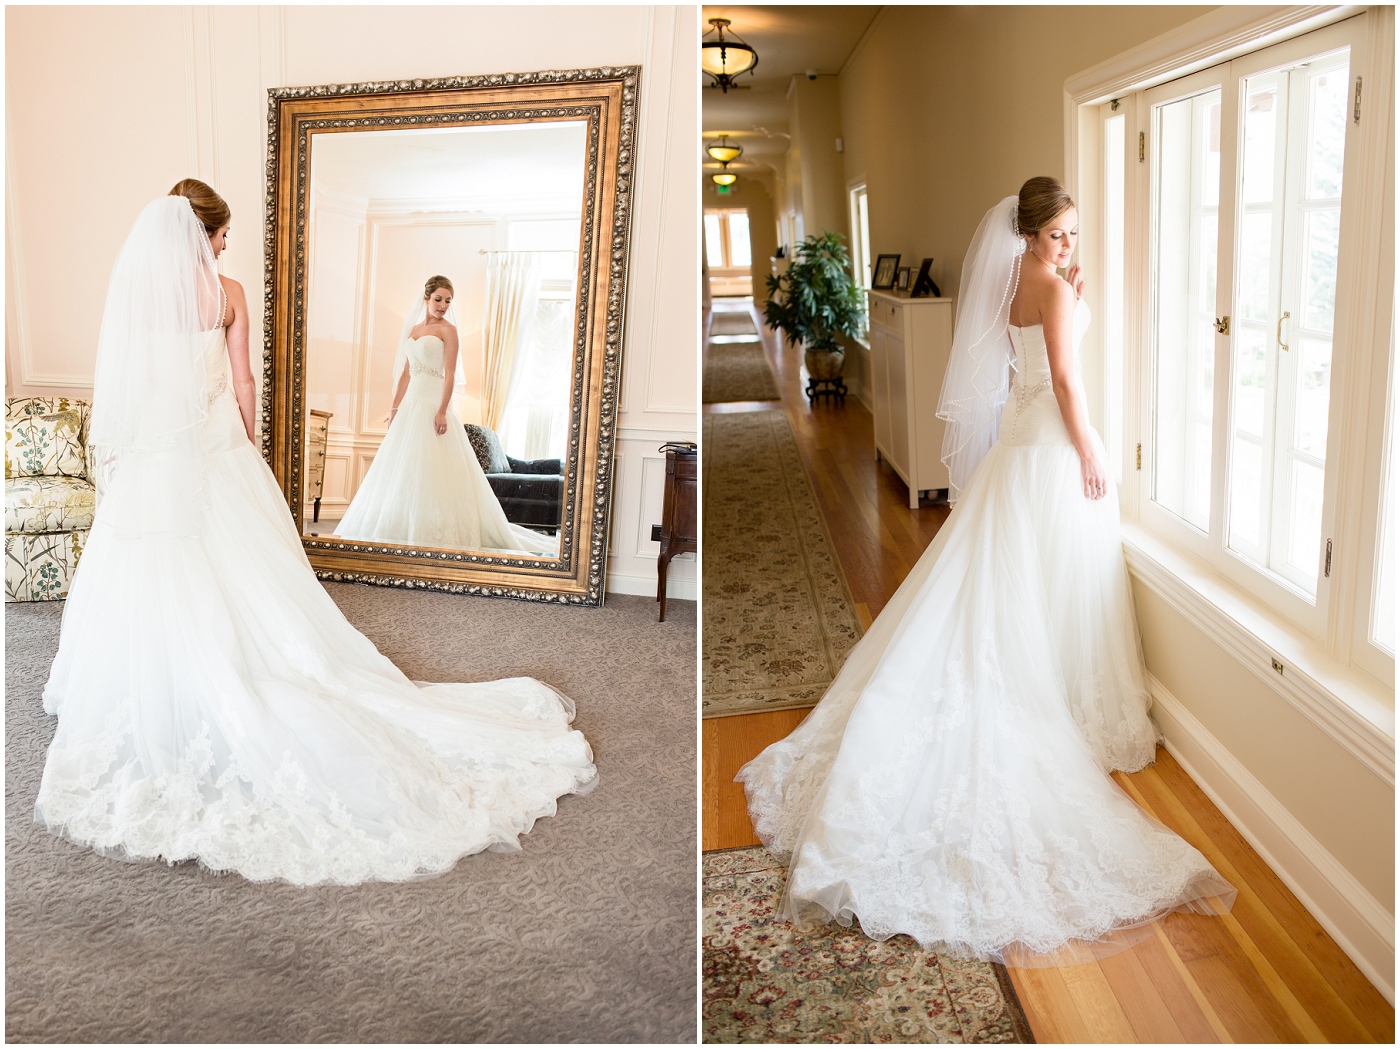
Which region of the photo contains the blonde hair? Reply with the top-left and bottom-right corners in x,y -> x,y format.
1017,176 -> 1075,237
424,275 -> 454,298
168,178 -> 231,233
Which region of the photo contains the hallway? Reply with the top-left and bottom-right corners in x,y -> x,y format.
701,299 -> 1393,1043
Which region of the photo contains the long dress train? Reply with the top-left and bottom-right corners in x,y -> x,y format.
335,335 -> 555,555
738,299 -> 1235,964
37,326 -> 596,886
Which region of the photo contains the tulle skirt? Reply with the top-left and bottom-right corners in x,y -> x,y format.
335,375 -> 556,555
37,386 -> 596,886
737,432 -> 1236,966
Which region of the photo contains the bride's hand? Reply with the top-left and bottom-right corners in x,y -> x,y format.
434,411 -> 448,436
383,408 -> 397,426
1066,264 -> 1085,301
1081,451 -> 1108,500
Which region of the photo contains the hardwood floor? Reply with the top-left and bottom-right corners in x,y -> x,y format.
701,298 -> 1394,1043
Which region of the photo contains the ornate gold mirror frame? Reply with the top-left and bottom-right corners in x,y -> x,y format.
262,67 -> 638,605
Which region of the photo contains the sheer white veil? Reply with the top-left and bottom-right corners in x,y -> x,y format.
391,292 -> 466,400
936,195 -> 1026,504
90,194 -> 224,535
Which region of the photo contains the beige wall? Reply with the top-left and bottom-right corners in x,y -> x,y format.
789,76 -> 848,245
1134,580 -> 1394,908
838,5 -> 1214,298
6,4 -> 697,598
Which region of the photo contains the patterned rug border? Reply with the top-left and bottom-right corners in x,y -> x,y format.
702,845 -> 1037,1044
701,410 -> 864,719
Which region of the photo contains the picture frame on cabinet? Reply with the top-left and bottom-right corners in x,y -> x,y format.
872,253 -> 900,289
910,257 -> 940,298
895,266 -> 911,291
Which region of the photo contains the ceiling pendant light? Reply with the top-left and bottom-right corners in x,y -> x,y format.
705,135 -> 743,165
711,170 -> 738,187
701,18 -> 758,93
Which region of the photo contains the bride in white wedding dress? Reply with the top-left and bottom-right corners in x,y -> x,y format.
37,182 -> 596,885
335,277 -> 555,555
738,177 -> 1235,966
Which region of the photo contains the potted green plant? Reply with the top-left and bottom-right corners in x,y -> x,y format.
763,231 -> 866,393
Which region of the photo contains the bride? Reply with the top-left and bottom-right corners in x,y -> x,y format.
738,177 -> 1236,965
335,277 -> 554,554
36,181 -> 596,886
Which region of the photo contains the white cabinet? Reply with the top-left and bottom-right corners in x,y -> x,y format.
866,291 -> 954,508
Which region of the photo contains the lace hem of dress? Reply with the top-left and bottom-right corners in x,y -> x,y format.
35,718 -> 598,886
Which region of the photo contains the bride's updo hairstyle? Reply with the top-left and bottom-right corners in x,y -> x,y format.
424,275 -> 454,298
1016,176 -> 1075,236
168,178 -> 231,233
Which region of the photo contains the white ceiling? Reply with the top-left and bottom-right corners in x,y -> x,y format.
701,5 -> 880,175
311,121 -> 588,216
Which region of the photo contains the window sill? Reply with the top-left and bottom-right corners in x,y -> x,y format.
1120,522 -> 1394,787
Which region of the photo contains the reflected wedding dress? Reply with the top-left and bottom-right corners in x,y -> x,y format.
738,293 -> 1235,964
335,335 -> 553,555
37,198 -> 595,885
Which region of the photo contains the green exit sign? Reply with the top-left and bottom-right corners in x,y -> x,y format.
715,184 -> 732,195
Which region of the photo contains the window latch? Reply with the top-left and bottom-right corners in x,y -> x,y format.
1214,316 -> 1230,335
1138,131 -> 1145,163
1136,443 -> 1142,471
1277,311 -> 1291,351
1354,76 -> 1362,124
1324,538 -> 1333,577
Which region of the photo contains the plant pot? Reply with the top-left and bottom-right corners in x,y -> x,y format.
803,346 -> 846,381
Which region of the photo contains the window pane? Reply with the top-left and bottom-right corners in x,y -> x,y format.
1286,458 -> 1325,577
1242,85 -> 1279,204
1293,335 -> 1332,459
1231,437 -> 1263,548
1105,113 -> 1126,483
1234,326 -> 1268,436
1152,89 -> 1220,531
704,213 -> 725,269
1302,207 -> 1341,332
851,189 -> 862,288
1307,68 -> 1348,199
729,212 -> 752,268
1238,211 -> 1274,322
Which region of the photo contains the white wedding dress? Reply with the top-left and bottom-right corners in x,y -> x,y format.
335,335 -> 555,555
739,298 -> 1235,964
38,325 -> 597,886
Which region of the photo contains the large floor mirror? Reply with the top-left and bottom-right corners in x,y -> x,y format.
263,68 -> 638,603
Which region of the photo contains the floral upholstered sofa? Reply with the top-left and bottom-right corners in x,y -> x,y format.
5,397 -> 96,601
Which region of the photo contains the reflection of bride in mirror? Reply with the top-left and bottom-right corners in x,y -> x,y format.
336,276 -> 553,554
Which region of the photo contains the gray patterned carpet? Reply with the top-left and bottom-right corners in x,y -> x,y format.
6,586 -> 696,1043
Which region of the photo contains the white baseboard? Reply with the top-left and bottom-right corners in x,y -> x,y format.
1148,674 -> 1395,1004
605,569 -> 696,602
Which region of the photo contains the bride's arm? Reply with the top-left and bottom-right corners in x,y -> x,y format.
223,277 -> 256,444
1043,279 -> 1105,500
386,365 -> 410,425
434,329 -> 460,436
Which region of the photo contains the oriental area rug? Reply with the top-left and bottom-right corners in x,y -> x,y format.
703,309 -> 780,403
702,846 -> 1036,1044
701,410 -> 862,718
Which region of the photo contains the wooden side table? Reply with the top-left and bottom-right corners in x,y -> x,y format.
656,442 -> 697,622
306,409 -> 332,522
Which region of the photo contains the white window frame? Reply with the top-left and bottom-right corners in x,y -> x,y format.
847,178 -> 871,345
1068,6 -> 1393,690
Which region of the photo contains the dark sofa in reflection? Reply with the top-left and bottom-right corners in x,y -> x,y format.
464,424 -> 563,534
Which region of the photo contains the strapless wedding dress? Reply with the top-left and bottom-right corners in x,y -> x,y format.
335,335 -> 554,555
37,327 -> 597,886
738,298 -> 1235,964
